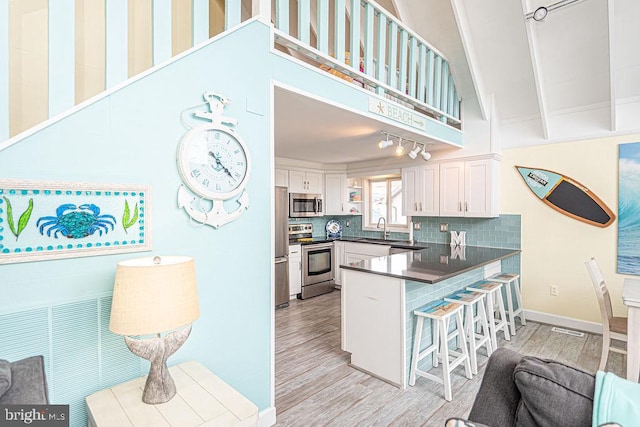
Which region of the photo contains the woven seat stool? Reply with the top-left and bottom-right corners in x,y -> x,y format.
444,289 -> 493,375
409,299 -> 472,401
488,273 -> 526,336
467,280 -> 511,350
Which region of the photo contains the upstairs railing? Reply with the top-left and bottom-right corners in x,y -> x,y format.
1,0 -> 461,144
0,0 -> 245,142
272,0 -> 461,128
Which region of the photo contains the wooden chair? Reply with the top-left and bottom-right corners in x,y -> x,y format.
585,257 -> 627,371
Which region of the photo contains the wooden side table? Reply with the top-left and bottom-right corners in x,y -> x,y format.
86,361 -> 258,426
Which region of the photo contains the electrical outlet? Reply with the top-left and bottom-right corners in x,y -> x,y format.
440,223 -> 448,232
550,285 -> 559,296
413,222 -> 421,230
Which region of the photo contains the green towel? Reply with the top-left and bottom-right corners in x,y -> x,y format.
593,370 -> 640,427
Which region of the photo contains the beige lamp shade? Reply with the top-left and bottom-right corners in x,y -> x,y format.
110,255 -> 200,336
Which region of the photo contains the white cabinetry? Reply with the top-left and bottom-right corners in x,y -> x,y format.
288,244 -> 302,297
289,170 -> 323,194
325,173 -> 349,215
334,241 -> 344,286
402,165 -> 439,216
275,169 -> 289,187
439,159 -> 498,218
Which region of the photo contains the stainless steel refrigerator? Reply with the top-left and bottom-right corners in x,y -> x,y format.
275,186 -> 290,308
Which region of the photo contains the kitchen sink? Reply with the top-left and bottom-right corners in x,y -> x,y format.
353,238 -> 427,249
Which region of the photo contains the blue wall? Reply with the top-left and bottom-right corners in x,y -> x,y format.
0,20 -> 274,424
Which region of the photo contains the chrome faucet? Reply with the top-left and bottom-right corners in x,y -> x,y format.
376,217 -> 389,240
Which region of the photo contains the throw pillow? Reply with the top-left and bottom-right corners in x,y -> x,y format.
0,359 -> 11,399
514,355 -> 595,427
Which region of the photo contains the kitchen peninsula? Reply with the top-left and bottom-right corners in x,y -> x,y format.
340,243 -> 520,388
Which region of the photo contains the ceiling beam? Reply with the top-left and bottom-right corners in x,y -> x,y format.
521,0 -> 550,140
607,0 -> 616,131
449,0 -> 488,121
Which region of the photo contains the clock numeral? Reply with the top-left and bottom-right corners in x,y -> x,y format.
216,183 -> 222,191
192,169 -> 201,177
234,149 -> 240,154
226,138 -> 231,145
236,161 -> 244,166
214,132 -> 221,140
234,172 -> 241,179
202,178 -> 210,187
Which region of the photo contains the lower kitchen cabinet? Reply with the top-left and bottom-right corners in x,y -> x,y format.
334,241 -> 344,287
288,244 -> 302,297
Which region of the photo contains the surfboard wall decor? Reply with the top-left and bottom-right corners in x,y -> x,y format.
515,166 -> 616,228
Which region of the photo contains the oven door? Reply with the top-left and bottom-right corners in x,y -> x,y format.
302,243 -> 334,285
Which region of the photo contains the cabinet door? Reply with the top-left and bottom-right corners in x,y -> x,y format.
325,174 -> 347,215
465,159 -> 498,218
419,164 -> 440,216
288,255 -> 302,296
402,167 -> 422,216
288,170 -> 306,193
306,172 -> 324,194
275,169 -> 289,187
440,162 -> 465,217
334,241 -> 344,286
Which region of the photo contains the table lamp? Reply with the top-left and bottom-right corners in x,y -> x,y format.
110,255 -> 199,404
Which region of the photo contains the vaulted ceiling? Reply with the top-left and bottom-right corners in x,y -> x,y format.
274,0 -> 640,164
396,0 -> 640,148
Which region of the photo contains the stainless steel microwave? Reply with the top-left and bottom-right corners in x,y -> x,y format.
289,193 -> 323,217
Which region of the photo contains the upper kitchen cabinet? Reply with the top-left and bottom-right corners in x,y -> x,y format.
402,165 -> 439,217
439,159 -> 499,218
289,170 -> 323,194
275,169 -> 289,187
325,173 -> 348,215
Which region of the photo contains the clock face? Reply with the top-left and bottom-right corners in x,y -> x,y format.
177,125 -> 251,200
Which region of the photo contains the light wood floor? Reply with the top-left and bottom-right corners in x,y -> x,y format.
274,289 -> 625,426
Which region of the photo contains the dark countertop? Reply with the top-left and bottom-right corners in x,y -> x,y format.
341,243 -> 520,284
292,236 -> 430,250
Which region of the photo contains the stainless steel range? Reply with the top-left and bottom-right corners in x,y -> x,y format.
289,224 -> 335,299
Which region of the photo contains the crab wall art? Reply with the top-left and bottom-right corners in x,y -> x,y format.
0,181 -> 152,264
37,204 -> 116,239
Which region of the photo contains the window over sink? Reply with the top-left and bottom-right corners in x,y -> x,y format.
364,175 -> 408,232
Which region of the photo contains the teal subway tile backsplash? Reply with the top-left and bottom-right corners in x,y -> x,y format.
291,214 -> 521,249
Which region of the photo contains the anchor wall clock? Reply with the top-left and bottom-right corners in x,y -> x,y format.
177,91 -> 251,228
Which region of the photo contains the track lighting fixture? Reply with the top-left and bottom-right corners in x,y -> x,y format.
525,0 -> 586,22
408,144 -> 422,160
376,131 -> 432,161
378,135 -> 393,149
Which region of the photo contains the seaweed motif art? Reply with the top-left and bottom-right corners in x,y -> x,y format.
122,200 -> 139,234
2,197 -> 34,241
37,204 -> 116,239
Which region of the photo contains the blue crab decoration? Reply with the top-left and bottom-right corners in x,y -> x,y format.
37,203 -> 116,239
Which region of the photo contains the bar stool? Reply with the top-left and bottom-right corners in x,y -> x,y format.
466,280 -> 510,350
488,272 -> 526,336
409,299 -> 472,401
444,289 -> 493,375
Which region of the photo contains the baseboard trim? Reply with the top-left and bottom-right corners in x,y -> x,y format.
258,406 -> 276,427
524,309 -> 603,335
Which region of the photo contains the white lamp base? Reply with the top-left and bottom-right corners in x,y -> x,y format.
124,325 -> 192,404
